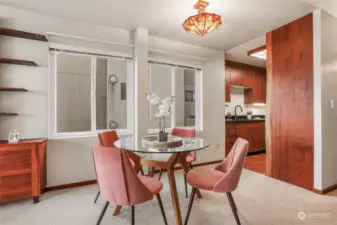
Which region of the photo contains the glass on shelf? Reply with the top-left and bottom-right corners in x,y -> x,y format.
8,129 -> 20,144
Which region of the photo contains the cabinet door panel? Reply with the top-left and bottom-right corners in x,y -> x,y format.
229,66 -> 244,86
225,66 -> 231,102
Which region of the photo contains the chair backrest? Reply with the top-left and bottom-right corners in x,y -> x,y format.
172,128 -> 196,138
213,138 -> 249,193
92,146 -> 153,206
172,128 -> 197,161
98,130 -> 119,147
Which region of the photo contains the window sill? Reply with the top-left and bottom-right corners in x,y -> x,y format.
48,129 -> 133,140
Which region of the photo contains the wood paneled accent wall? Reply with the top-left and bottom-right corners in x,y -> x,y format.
266,13 -> 314,190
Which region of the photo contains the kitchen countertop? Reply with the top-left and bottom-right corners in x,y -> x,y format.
225,118 -> 265,123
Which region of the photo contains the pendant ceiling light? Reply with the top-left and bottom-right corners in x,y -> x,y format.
183,0 -> 222,36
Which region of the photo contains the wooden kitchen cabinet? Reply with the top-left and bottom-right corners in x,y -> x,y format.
225,121 -> 265,155
0,138 -> 47,203
225,64 -> 231,102
225,60 -> 266,104
244,68 -> 267,104
226,61 -> 254,87
228,64 -> 243,86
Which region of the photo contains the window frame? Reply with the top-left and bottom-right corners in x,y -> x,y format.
49,44 -> 134,139
147,62 -> 203,134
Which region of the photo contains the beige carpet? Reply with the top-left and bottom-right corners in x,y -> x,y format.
1,167 -> 337,225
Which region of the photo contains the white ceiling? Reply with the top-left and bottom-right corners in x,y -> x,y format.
301,0 -> 337,17
0,0 -> 316,50
226,35 -> 266,68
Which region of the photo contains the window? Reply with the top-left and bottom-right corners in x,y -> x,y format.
56,54 -> 92,133
148,63 -> 199,131
50,49 -> 132,138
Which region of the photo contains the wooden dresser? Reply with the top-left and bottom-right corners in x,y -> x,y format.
0,138 -> 47,203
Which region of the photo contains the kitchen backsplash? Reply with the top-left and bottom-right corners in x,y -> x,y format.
226,87 -> 266,116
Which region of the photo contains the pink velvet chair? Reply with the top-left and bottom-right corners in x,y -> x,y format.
94,131 -> 143,204
158,128 -> 196,198
184,138 -> 249,225
92,146 -> 168,225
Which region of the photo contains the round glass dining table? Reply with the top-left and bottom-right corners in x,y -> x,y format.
114,136 -> 210,225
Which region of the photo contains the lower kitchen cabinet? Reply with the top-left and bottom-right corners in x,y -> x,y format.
225,121 -> 265,155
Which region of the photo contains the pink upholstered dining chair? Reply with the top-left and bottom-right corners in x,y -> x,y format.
92,146 -> 168,225
184,138 -> 249,225
94,131 -> 143,204
157,128 -> 196,198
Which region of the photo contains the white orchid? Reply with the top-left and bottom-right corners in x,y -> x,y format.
146,93 -> 160,105
146,93 -> 175,133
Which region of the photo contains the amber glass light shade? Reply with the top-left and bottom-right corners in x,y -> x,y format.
183,13 -> 222,36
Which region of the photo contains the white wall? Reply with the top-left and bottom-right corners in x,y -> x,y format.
320,10 -> 337,189
0,5 -> 225,186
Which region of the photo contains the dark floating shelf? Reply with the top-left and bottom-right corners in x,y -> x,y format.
0,112 -> 18,116
0,27 -> 47,42
0,88 -> 28,92
0,58 -> 37,67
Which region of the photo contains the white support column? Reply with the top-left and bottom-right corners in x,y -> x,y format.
313,9 -> 323,190
170,67 -> 176,128
133,28 -> 149,143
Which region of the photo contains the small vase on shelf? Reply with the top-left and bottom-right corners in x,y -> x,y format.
8,129 -> 20,144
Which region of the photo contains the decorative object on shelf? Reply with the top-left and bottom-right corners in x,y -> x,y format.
146,93 -> 175,142
247,109 -> 253,120
185,90 -> 195,102
8,129 -> 20,144
142,136 -> 183,149
183,0 -> 222,36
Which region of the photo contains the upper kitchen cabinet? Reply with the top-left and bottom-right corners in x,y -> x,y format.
225,64 -> 231,102
226,60 -> 254,87
245,68 -> 267,104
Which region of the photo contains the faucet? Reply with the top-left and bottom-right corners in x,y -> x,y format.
234,105 -> 243,118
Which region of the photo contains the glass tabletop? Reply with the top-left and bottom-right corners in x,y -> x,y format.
115,136 -> 210,154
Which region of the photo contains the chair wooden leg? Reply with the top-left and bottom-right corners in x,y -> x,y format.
156,194 -> 168,225
184,188 -> 196,225
96,201 -> 109,225
158,169 -> 164,180
184,173 -> 188,198
94,191 -> 100,204
183,163 -> 193,199
113,205 -> 122,216
149,166 -> 155,177
226,193 -> 241,225
131,206 -> 135,225
140,167 -> 145,175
